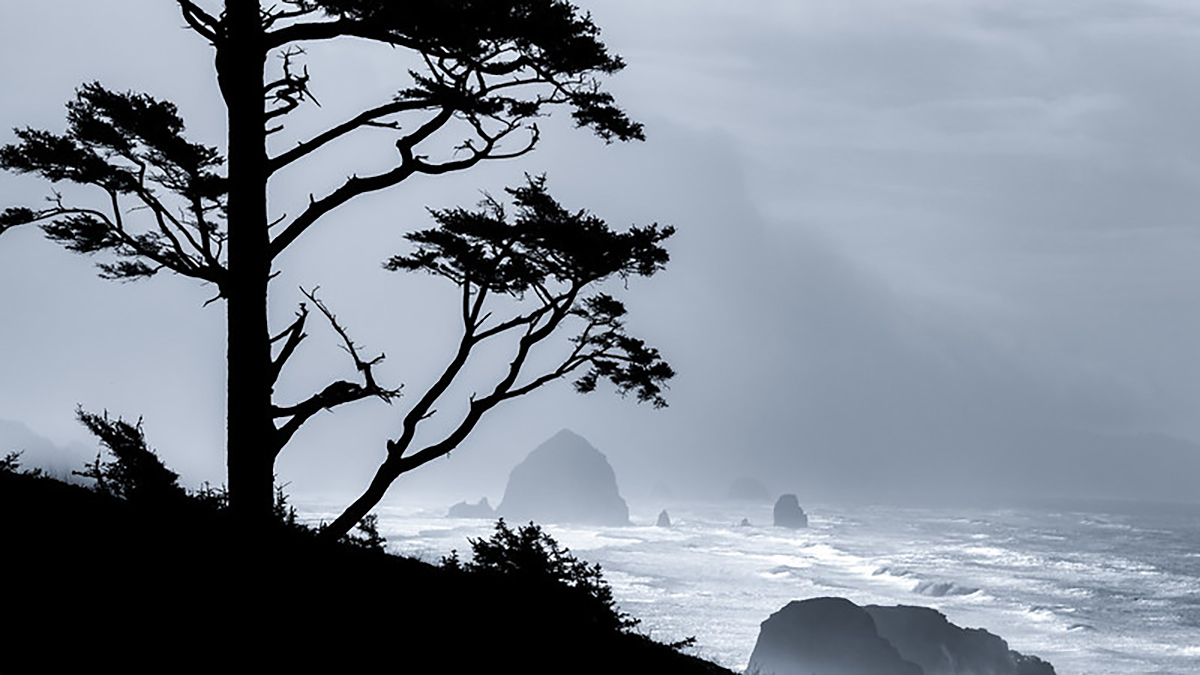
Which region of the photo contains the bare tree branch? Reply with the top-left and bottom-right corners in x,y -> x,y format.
267,107 -> 460,258
269,303 -> 308,384
262,1 -> 323,29
266,288 -> 401,458
266,98 -> 436,175
264,47 -> 319,123
301,286 -> 399,400
175,0 -> 218,42
271,379 -> 381,457
265,18 -> 425,53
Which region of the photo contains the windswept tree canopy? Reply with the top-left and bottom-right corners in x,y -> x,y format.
0,84 -> 226,283
389,175 -> 675,407
2,0 -> 643,282
257,0 -> 644,142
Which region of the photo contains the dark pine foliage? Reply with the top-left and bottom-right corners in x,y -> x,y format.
72,408 -> 188,504
0,83 -> 226,282
388,174 -> 675,408
444,519 -> 639,635
276,0 -> 643,142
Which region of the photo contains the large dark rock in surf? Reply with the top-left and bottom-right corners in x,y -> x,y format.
746,597 -> 1057,675
656,509 -> 671,527
447,497 -> 495,519
728,476 -> 770,502
865,605 -> 1056,675
747,597 -> 922,675
497,429 -> 629,526
773,494 -> 808,528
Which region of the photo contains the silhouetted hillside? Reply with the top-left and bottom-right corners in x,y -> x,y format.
0,469 -> 734,674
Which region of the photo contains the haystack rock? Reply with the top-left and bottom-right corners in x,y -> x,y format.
746,597 -> 1057,675
747,597 -> 921,675
497,429 -> 629,526
656,509 -> 671,527
447,497 -> 495,519
773,494 -> 808,528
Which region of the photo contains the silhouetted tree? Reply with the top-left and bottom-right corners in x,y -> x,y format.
0,0 -> 669,533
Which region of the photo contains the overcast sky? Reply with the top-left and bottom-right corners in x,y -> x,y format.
2,1 -> 1200,507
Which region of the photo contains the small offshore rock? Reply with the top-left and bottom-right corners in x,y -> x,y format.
773,494 -> 808,529
448,497 -> 495,519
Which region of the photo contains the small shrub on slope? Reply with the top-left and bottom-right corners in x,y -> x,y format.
72,408 -> 185,505
444,518 -> 639,634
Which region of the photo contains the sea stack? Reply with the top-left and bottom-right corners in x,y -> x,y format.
447,497 -> 495,519
497,429 -> 630,526
747,597 -> 922,675
746,597 -> 1057,675
864,605 -> 1057,675
656,509 -> 671,527
773,494 -> 808,528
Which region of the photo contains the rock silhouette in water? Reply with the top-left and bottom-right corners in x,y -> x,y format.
728,476 -> 771,502
864,605 -> 1056,675
656,509 -> 671,527
497,429 -> 629,526
738,518 -> 752,527
773,494 -> 808,528
747,597 -> 922,675
746,597 -> 1057,675
447,497 -> 495,519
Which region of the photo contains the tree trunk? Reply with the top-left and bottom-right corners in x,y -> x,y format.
219,0 -> 274,523
323,458 -> 405,539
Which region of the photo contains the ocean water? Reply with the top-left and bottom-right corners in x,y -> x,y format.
300,499 -> 1200,674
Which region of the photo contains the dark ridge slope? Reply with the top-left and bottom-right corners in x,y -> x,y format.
1,471 -> 732,674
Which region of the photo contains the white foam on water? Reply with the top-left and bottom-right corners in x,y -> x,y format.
295,498 -> 1200,675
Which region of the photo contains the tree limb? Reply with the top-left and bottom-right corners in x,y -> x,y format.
269,303 -> 308,385
175,0 -> 218,43
267,107 -> 457,258
266,288 -> 401,458
262,1 -> 323,29
266,98 -> 435,175
28,197 -> 223,285
301,286 -> 399,400
265,18 -> 424,53
271,380 -> 380,457
264,47 -> 319,123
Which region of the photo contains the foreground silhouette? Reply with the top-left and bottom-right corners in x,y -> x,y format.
1,454 -> 731,674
